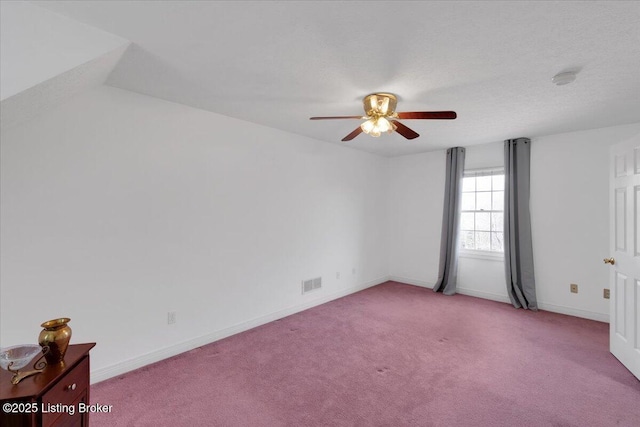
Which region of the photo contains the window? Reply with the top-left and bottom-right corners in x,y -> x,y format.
460,169 -> 504,254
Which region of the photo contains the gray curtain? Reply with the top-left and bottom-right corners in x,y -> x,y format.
504,138 -> 537,310
433,147 -> 465,295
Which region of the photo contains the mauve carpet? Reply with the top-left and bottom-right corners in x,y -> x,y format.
90,282 -> 640,426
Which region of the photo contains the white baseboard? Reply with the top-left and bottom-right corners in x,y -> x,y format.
91,276 -> 388,384
389,278 -> 511,305
457,287 -> 609,323
390,278 -> 610,323
456,287 -> 511,304
388,275 -> 434,289
457,287 -> 609,322
536,302 -> 609,323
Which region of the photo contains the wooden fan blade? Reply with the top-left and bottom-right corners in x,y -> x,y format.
342,127 -> 363,141
310,116 -> 363,120
396,111 -> 457,120
391,120 -> 419,140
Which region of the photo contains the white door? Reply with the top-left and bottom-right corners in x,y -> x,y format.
609,138 -> 640,380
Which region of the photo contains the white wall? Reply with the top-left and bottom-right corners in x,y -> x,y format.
388,150 -> 445,285
531,123 -> 640,320
388,123 -> 640,322
0,86 -> 389,381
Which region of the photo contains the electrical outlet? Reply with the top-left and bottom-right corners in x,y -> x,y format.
336,272 -> 340,279
604,289 -> 610,299
167,311 -> 177,325
570,284 -> 578,294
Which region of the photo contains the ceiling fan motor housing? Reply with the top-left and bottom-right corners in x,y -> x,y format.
363,93 -> 397,117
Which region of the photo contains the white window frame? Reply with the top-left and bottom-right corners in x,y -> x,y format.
459,167 -> 505,261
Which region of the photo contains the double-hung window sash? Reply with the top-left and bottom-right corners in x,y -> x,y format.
460,168 -> 505,253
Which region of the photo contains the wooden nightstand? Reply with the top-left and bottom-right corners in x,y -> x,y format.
1,343 -> 95,427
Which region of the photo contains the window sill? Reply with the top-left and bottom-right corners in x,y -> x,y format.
459,250 -> 504,262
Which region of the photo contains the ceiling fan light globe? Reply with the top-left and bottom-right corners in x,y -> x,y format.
376,117 -> 393,133
361,119 -> 376,134
370,129 -> 382,137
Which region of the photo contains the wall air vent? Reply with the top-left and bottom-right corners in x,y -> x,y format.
302,277 -> 322,294
302,279 -> 314,294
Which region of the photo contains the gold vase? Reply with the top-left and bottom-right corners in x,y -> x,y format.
38,318 -> 72,364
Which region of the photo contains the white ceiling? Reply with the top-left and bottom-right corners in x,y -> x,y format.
32,1 -> 640,157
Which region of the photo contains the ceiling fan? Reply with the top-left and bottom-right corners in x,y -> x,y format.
310,93 -> 456,141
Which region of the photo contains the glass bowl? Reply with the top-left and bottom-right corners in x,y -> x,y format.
0,345 -> 43,371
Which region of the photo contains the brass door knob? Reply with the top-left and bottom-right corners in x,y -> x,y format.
604,257 -> 616,265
